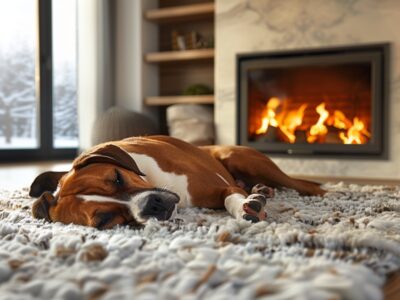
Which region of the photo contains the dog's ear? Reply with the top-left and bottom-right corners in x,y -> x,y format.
32,192 -> 57,222
74,144 -> 145,176
29,171 -> 67,197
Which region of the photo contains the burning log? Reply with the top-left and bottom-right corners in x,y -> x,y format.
294,130 -> 307,143
325,126 -> 343,144
306,133 -> 326,144
253,126 -> 278,142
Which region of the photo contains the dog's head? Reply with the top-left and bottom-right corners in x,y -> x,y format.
30,143 -> 179,229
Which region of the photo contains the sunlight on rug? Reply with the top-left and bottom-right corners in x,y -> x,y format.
0,183 -> 400,300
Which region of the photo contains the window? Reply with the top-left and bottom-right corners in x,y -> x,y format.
0,0 -> 78,161
0,0 -> 37,150
52,0 -> 78,149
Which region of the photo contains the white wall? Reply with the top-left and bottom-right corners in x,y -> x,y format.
78,0 -> 164,150
114,0 -> 159,124
215,0 -> 400,179
77,0 -> 113,150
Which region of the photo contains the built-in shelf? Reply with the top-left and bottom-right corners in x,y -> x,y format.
145,49 -> 214,63
145,3 -> 214,23
143,0 -> 215,116
145,95 -> 214,106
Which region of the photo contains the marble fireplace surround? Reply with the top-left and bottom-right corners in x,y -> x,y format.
215,0 -> 400,179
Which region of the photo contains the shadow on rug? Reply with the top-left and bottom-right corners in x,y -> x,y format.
0,183 -> 399,300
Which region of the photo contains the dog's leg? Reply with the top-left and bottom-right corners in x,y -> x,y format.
222,187 -> 268,222
201,145 -> 325,196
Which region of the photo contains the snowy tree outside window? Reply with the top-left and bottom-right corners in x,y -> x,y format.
0,0 -> 37,149
52,0 -> 78,148
0,0 -> 78,150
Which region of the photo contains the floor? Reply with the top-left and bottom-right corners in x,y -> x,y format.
296,174 -> 400,186
0,161 -> 399,299
0,161 -> 72,189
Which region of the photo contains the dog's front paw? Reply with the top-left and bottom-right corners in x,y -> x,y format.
242,193 -> 267,223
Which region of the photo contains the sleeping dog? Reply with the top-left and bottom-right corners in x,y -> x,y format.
30,135 -> 325,229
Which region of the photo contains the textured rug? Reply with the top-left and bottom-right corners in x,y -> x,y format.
0,183 -> 400,300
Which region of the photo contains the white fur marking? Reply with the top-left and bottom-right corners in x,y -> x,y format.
224,193 -> 246,219
216,173 -> 230,186
78,193 -> 151,223
78,194 -> 127,205
129,152 -> 192,208
128,191 -> 154,223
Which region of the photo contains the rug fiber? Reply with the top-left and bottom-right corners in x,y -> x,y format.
0,183 -> 400,300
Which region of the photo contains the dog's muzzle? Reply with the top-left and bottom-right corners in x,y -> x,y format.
139,190 -> 179,221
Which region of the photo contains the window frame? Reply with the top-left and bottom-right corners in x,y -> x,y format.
0,0 -> 77,162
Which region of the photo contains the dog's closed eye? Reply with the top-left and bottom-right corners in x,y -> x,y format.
114,169 -> 124,186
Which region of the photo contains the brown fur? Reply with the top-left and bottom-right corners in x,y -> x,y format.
30,135 -> 325,228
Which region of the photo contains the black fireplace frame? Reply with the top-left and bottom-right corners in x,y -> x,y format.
236,43 -> 390,159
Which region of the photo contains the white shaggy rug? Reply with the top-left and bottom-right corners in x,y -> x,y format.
0,183 -> 400,300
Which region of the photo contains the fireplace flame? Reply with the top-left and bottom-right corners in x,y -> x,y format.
327,110 -> 352,130
280,104 -> 307,143
307,103 -> 329,143
253,98 -> 371,145
255,97 -> 280,134
339,117 -> 371,144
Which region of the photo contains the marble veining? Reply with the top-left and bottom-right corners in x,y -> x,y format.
215,0 -> 400,179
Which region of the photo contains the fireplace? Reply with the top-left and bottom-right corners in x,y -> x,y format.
237,44 -> 389,158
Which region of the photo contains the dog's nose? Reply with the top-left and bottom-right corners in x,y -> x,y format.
146,194 -> 167,214
141,192 -> 179,220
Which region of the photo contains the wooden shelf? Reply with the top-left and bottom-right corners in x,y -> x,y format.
145,49 -> 214,63
145,95 -> 214,106
143,1 -> 215,109
145,3 -> 214,23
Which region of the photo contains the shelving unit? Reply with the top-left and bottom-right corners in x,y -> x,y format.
143,0 -> 214,110
145,48 -> 214,63
145,2 -> 214,23
145,95 -> 214,106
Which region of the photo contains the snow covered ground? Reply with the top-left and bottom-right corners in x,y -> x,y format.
0,137 -> 77,149
0,137 -> 37,149
0,183 -> 399,300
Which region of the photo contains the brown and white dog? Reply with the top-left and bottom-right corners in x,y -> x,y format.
30,135 -> 325,229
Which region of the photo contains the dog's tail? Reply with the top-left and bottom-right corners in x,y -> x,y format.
286,177 -> 326,196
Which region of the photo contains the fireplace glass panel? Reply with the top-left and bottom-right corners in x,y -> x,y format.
248,63 -> 371,145
237,44 -> 388,157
